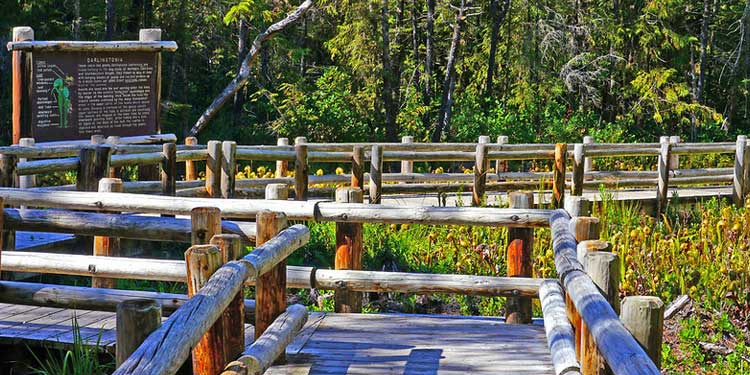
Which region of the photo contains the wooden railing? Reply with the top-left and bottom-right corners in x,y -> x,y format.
0,186 -> 665,374
1,134 -> 745,216
0,133 -> 692,374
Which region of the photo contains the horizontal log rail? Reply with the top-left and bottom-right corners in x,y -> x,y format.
1,251 -> 545,297
3,208 -> 256,243
0,189 -> 554,227
113,224 -> 309,374
7,40 -> 179,52
0,280 -> 257,322
549,210 -> 660,374
539,280 -> 580,375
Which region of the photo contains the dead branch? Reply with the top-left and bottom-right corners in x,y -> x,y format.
189,0 -> 314,136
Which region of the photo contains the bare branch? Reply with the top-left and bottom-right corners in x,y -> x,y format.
189,0 -> 314,136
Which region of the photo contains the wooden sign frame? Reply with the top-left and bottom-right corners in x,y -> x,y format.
7,27 -> 177,144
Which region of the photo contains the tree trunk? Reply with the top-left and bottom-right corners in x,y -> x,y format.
422,0 -> 435,131
73,0 -> 81,38
697,0 -> 711,104
234,20 -> 249,127
106,0 -> 116,40
412,0 -> 420,90
381,0 -> 398,142
723,0 -> 750,133
485,0 -> 510,101
144,0 -> 153,28
128,0 -> 143,33
433,0 -> 466,142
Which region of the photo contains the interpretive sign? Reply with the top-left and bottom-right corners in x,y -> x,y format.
8,27 -> 178,143
30,52 -> 158,141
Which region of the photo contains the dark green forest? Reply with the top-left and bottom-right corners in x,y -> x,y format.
3,0 -> 750,145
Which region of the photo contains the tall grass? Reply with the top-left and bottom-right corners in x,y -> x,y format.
27,315 -> 113,375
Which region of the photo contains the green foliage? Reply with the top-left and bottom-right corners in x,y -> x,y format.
27,316 -> 113,375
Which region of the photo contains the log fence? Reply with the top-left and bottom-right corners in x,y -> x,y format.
1,134 -> 745,216
0,133 -> 720,374
0,186 -> 665,374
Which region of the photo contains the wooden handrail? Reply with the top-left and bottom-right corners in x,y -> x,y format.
113,225 -> 309,374
0,280 -> 258,322
3,208 -> 256,243
549,210 -> 660,375
0,188 -> 554,227
1,251 -> 546,297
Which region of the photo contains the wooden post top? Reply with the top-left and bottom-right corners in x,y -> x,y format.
139,28 -> 162,41
13,27 -> 34,42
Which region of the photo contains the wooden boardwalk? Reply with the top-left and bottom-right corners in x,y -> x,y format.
268,312 -> 554,375
0,303 -> 254,353
0,303 -> 554,374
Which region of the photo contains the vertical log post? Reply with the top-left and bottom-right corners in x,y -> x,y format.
77,145 -> 113,192
184,136 -> 198,181
209,233 -> 245,367
105,136 -> 121,178
191,207 -> 222,245
553,143 -> 567,208
206,140 -> 222,198
495,135 -> 509,175
141,28 -> 163,133
568,216 -> 601,360
334,187 -> 364,313
266,183 -> 290,201
473,137 -> 489,207
91,135 -> 105,145
185,244 -> 224,375
0,155 -> 17,252
506,191 -> 534,324
221,141 -> 237,199
18,138 -> 35,190
582,251 -> 620,375
257,186 -> 290,362
583,136 -> 594,180
620,296 -> 665,369
733,135 -> 747,205
294,137 -> 308,201
401,136 -> 414,174
17,138 -> 34,212
656,136 -> 671,217
668,135 -> 680,170
351,146 -> 365,189
0,154 -> 18,188
369,145 -> 383,204
564,196 -> 591,218
92,178 -> 123,289
12,27 -> 34,145
572,143 -> 584,196
115,299 -> 161,368
161,142 -> 176,196
0,197 -> 4,272
276,138 -> 289,178
255,209 -> 289,366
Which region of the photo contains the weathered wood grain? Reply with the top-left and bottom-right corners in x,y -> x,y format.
334,188 -> 364,313
0,280 -> 257,321
0,188 -> 554,227
3,208 -> 256,243
223,304 -> 308,375
116,299 -> 161,367
539,280 -> 581,375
